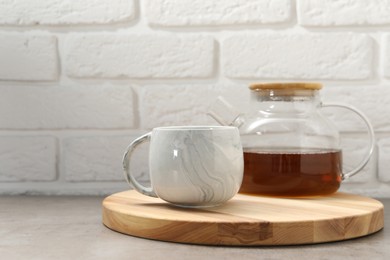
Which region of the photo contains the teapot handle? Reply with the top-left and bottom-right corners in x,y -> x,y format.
322,103 -> 375,180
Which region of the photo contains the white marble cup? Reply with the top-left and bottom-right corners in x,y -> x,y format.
123,126 -> 244,208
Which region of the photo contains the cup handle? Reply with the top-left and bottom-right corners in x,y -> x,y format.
322,102 -> 375,180
122,132 -> 157,197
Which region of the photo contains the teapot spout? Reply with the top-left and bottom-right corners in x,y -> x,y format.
207,96 -> 245,127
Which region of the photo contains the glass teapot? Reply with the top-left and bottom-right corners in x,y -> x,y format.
208,82 -> 375,197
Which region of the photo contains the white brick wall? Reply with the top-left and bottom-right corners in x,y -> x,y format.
64,136 -> 134,181
0,84 -> 135,129
0,0 -> 135,25
222,33 -> 373,80
0,34 -> 58,81
378,138 -> 390,182
384,34 -> 390,78
145,0 -> 292,26
0,136 -> 57,181
65,34 -> 215,78
1,0 -> 390,197
298,0 -> 390,26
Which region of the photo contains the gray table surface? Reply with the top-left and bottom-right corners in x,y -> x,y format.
1,195 -> 388,260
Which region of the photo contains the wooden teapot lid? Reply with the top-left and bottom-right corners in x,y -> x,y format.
249,82 -> 322,91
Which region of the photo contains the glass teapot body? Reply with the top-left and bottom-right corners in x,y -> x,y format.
209,83 -> 374,197
239,83 -> 341,196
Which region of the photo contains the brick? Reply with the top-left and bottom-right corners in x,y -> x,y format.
0,34 -> 57,81
0,0 -> 135,25
298,0 -> 390,26
140,84 -> 250,129
144,0 -> 291,26
222,33 -> 373,80
0,136 -> 56,181
321,85 -> 390,132
0,84 -> 134,129
384,34 -> 390,78
66,34 -> 214,79
378,138 -> 390,182
64,135 -> 150,183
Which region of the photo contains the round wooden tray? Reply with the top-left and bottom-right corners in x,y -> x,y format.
102,190 -> 384,246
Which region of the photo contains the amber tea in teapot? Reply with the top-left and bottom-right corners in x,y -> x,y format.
242,148 -> 342,196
